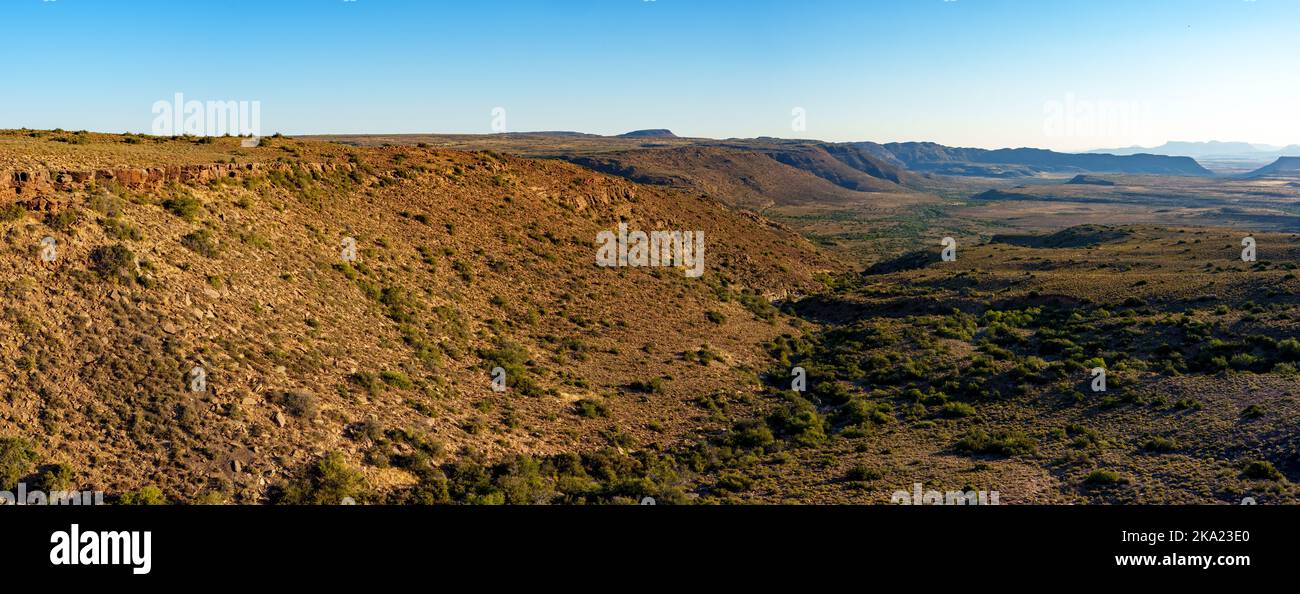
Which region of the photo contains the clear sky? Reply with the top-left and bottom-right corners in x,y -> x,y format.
2,0 -> 1298,150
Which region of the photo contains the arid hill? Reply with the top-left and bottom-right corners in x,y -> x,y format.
311,133 -> 916,209
0,130 -> 839,504
567,145 -> 899,210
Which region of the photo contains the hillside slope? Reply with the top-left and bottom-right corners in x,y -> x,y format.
0,131 -> 839,504
567,145 -> 892,210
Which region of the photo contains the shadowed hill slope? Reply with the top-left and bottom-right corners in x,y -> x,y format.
1245,157 -> 1300,179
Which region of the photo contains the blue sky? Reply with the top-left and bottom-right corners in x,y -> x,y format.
2,0 -> 1297,150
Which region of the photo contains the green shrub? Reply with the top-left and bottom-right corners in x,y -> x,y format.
838,397 -> 893,427
161,195 -> 202,220
767,398 -> 827,446
955,429 -> 1036,457
845,465 -> 882,481
0,203 -> 25,223
940,401 -> 977,418
716,471 -> 754,492
575,398 -> 607,418
119,485 -> 167,505
36,463 -> 75,492
737,291 -> 777,321
1065,423 -> 1107,450
726,420 -> 775,449
1084,469 -> 1124,486
1173,398 -> 1203,411
481,341 -> 542,396
280,452 -> 367,504
269,391 -> 319,419
1141,436 -> 1177,453
181,229 -> 220,257
628,378 -> 664,394
1243,460 -> 1284,481
100,217 -> 143,240
351,372 -> 385,397
0,438 -> 39,488
90,243 -> 135,280
44,210 -> 81,232
380,370 -> 413,389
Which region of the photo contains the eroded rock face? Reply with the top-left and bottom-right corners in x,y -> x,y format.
0,162 -> 349,211
558,175 -> 637,213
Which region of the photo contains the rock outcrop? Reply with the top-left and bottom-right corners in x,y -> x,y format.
1,162 -> 350,211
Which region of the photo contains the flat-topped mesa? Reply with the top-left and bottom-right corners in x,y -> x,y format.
1244,156 -> 1300,178
618,129 -> 676,138
0,161 -> 349,211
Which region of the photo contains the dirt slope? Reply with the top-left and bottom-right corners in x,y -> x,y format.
0,131 -> 839,503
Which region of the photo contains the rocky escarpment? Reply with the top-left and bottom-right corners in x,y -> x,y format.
0,162 -> 351,211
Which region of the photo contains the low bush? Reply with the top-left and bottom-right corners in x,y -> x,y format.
955,429 -> 1036,457
119,485 -> 168,505
0,437 -> 39,489
280,452 -> 367,504
1243,460 -> 1284,481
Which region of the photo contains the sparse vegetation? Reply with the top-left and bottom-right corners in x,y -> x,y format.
280,452 -> 367,505
0,438 -> 39,489
161,195 -> 202,220
3,129 -> 1297,506
181,229 -> 221,257
956,430 -> 1036,457
119,485 -> 168,505
90,243 -> 135,281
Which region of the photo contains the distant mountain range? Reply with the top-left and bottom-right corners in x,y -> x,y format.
310,132 -> 1220,184
860,141 -> 1211,177
1087,141 -> 1300,163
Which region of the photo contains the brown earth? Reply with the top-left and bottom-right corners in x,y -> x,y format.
0,130 -> 839,503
